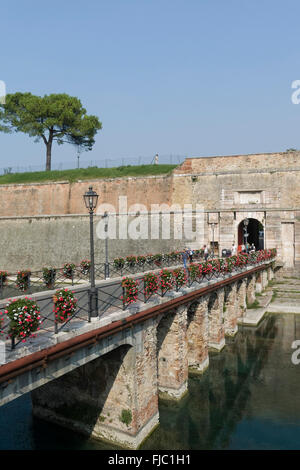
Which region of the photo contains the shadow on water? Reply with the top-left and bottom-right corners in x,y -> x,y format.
1,313 -> 300,449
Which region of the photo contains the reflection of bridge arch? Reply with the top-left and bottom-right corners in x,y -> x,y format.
238,218 -> 264,250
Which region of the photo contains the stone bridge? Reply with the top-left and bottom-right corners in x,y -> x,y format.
0,259 -> 275,449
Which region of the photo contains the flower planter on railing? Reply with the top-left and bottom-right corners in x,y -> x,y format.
42,267 -> 57,289
0,271 -> 8,290
119,249 -> 277,307
79,259 -> 91,276
159,269 -> 174,296
121,277 -> 139,309
113,258 -> 125,271
62,263 -> 75,282
16,270 -> 31,291
0,312 -> 4,337
172,267 -> 187,291
5,297 -> 41,347
143,272 -> 159,301
187,263 -> 203,285
53,288 -> 78,327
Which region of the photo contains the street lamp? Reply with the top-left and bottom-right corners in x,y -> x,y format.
211,223 -> 216,258
83,186 -> 99,319
103,211 -> 110,279
243,218 -> 249,253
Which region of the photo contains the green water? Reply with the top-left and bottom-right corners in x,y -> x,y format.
1,312 -> 300,450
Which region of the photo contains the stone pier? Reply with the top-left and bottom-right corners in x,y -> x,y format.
157,305 -> 188,399
223,282 -> 238,337
187,296 -> 209,373
236,278 -> 247,318
246,273 -> 256,306
208,288 -> 225,351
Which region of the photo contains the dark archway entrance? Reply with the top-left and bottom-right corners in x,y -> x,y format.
238,218 -> 264,251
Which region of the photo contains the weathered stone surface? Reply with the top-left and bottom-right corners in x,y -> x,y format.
187,296 -> 209,372
246,274 -> 256,306
208,288 -> 225,351
32,319 -> 159,449
157,305 -> 188,399
223,282 -> 238,336
236,279 -> 247,318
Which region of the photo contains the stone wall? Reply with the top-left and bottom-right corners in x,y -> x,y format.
0,213 -> 185,271
1,152 -> 299,271
0,174 -> 172,217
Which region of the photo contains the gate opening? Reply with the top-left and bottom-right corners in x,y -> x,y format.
238,218 -> 264,251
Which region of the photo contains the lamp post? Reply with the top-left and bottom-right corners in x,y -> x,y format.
103,211 -> 110,279
243,218 -> 249,253
83,186 -> 99,319
211,223 -> 216,258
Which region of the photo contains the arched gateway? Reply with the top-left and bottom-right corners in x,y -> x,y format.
238,218 -> 264,251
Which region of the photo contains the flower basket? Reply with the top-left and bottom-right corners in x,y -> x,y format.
62,263 -> 75,280
121,277 -> 139,306
137,255 -> 146,266
0,270 -> 8,288
202,262 -> 213,279
0,312 -> 4,337
146,254 -> 154,264
5,297 -> 41,342
159,269 -> 174,295
126,256 -> 137,268
42,267 -> 57,289
153,254 -> 162,266
188,263 -> 203,283
79,259 -> 91,276
143,272 -> 159,298
113,257 -> 125,270
16,270 -> 31,291
169,251 -> 179,262
172,268 -> 187,290
53,288 -> 78,323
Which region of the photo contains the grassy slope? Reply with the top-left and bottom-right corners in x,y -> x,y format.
0,164 -> 177,185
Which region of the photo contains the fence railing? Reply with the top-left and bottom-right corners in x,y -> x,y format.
0,251 -> 204,301
0,250 -> 276,352
0,154 -> 186,176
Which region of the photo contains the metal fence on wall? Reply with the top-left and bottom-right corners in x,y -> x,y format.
0,154 -> 186,175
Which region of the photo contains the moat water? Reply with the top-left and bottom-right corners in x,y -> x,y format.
1,312 -> 300,450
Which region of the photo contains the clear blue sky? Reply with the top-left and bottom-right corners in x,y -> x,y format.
1,0 -> 300,169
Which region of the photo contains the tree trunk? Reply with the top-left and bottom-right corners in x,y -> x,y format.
45,132 -> 53,171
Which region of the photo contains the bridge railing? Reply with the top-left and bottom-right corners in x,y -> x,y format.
0,251 -> 205,301
0,249 -> 276,353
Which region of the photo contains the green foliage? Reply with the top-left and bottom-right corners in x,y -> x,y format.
0,164 -> 177,185
0,92 -> 102,170
120,409 -> 132,427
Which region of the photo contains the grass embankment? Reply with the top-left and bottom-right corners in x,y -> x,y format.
0,164 -> 177,185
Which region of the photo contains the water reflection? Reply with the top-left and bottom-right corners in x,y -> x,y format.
1,313 -> 300,450
143,313 -> 300,450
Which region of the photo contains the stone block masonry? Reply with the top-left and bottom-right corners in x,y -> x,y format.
0,151 -> 299,272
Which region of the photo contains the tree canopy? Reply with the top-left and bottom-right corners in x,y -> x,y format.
0,92 -> 102,170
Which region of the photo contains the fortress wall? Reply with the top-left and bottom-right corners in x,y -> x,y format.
171,169 -> 300,209
1,153 -> 300,272
0,174 -> 172,217
173,151 -> 300,174
0,214 -> 186,271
